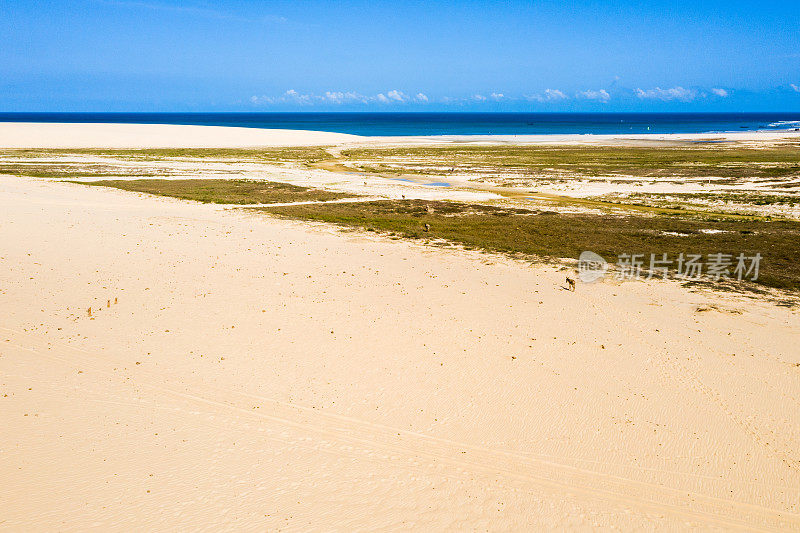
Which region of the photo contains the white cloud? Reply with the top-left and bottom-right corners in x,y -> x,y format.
635,86 -> 697,102
386,89 -> 407,102
283,89 -> 314,104
324,91 -> 368,104
526,89 -> 568,102
792,84 -> 800,93
251,89 -> 422,106
252,88 -> 620,106
711,88 -> 729,97
544,89 -> 567,101
576,89 -> 611,102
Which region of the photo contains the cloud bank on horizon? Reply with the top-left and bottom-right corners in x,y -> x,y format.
1,0 -> 798,111
249,85 -> 743,108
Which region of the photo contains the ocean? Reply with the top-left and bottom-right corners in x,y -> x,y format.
1,112 -> 799,137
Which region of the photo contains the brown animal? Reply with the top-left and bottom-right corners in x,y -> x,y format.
566,277 -> 576,291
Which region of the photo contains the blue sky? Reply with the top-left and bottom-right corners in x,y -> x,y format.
2,0 -> 799,111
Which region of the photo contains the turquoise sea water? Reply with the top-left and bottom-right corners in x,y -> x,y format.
1,112 -> 799,137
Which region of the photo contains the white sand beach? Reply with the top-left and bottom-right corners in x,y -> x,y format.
0,122 -> 361,148
2,121 -> 799,149
375,131 -> 800,147
1,124 -> 799,530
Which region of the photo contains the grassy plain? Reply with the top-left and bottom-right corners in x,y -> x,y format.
4,144 -> 798,291
75,178 -> 351,204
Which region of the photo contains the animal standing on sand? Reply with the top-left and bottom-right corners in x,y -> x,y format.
566,277 -> 576,291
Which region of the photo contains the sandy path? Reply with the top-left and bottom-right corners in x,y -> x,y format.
1,177 -> 799,530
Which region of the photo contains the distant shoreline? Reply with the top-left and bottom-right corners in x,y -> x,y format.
1,111 -> 799,137
1,121 -> 799,149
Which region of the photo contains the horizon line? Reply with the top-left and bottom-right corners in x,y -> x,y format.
3,110 -> 800,115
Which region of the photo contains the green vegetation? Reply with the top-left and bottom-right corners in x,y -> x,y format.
6,146 -> 800,292
0,162 -> 172,178
8,144 -> 800,184
0,147 -> 332,164
74,178 -> 353,204
11,143 -> 800,181
589,191 -> 800,218
622,192 -> 799,206
256,199 -> 800,290
341,143 -> 800,179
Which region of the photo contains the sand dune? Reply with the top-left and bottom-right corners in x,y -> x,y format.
0,122 -> 361,148
2,122 -> 799,149
1,176 -> 799,530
